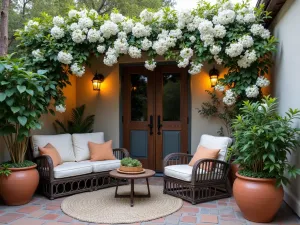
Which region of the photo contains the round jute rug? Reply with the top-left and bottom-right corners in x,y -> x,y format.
61,185 -> 183,224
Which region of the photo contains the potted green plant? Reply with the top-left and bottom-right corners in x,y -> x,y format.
0,55 -> 56,205
120,157 -> 143,173
232,96 -> 300,222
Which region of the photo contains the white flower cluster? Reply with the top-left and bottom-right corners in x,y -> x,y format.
256,76 -> 270,87
110,12 -> 124,23
250,24 -> 270,39
236,8 -> 256,24
152,30 -> 177,55
198,20 -> 226,47
132,23 -> 151,38
213,9 -> 235,25
51,26 -> 65,39
103,47 -> 118,66
57,51 -> 73,65
188,62 -> 203,75
178,48 -> 193,68
25,20 -> 39,32
97,45 -> 106,53
145,60 -> 156,71
72,29 -> 86,43
177,9 -> 194,29
189,36 -> 196,43
78,17 -> 93,29
68,10 -> 79,18
225,42 -> 244,57
140,9 -> 154,23
70,63 -> 85,77
237,50 -> 257,68
121,19 -> 134,33
238,35 -> 254,48
215,84 -> 225,92
128,46 -> 142,58
56,104 -> 66,113
245,85 -> 259,98
87,29 -> 100,43
100,21 -> 119,38
32,49 -> 44,60
210,45 -> 222,55
223,89 -> 236,106
141,38 -> 152,51
114,38 -> 129,54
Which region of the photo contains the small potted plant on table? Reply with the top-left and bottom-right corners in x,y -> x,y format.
119,157 -> 143,173
232,96 -> 300,222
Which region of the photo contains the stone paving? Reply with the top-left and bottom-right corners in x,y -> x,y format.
0,177 -> 299,225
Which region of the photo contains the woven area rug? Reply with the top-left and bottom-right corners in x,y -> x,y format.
61,185 -> 183,224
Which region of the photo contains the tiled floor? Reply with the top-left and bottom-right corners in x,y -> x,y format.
0,177 -> 299,225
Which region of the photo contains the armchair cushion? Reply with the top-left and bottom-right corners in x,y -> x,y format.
198,135 -> 232,161
189,146 -> 220,168
38,143 -> 62,167
72,132 -> 105,161
32,134 -> 76,162
53,161 -> 93,179
80,160 -> 121,173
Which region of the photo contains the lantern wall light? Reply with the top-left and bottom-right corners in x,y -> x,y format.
92,72 -> 105,91
208,66 -> 219,88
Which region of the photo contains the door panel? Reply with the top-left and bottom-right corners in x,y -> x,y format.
122,65 -> 188,171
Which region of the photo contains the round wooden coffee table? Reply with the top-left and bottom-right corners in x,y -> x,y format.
109,169 -> 155,207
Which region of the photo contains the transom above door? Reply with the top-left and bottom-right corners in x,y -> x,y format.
122,65 -> 189,171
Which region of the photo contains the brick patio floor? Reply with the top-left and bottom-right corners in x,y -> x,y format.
0,177 -> 299,225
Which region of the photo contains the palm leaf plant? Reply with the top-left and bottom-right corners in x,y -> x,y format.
53,104 -> 95,134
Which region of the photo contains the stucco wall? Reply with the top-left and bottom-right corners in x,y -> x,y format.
76,54 -> 226,153
271,0 -> 300,216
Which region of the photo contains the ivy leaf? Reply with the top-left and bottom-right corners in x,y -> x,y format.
17,116 -> 27,126
11,106 -> 20,114
25,89 -> 34,96
0,92 -> 6,102
17,85 -> 26,93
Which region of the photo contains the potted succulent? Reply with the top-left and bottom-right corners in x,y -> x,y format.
232,96 -> 300,222
0,56 -> 56,205
120,157 -> 143,173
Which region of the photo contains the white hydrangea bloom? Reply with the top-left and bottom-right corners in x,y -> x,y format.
225,42 -> 244,57
99,36 -> 105,43
87,29 -> 100,43
177,9 -> 194,29
243,13 -> 256,23
153,10 -> 164,23
70,63 -> 85,77
78,17 -> 93,29
238,35 -> 254,48
100,20 -> 119,38
245,85 -> 259,98
145,60 -> 156,71
223,89 -> 236,106
188,62 -> 203,75
219,1 -> 234,11
72,29 -> 86,43
177,58 -> 189,68
97,45 -> 106,54
88,9 -> 98,18
210,45 -> 221,55
56,104 -> 66,113
237,50 -> 257,68
128,46 -> 142,58
256,76 -> 270,87
214,55 -> 223,64
114,38 -> 129,54
215,84 -> 225,92
50,26 -> 65,39
140,9 -> 154,23
53,16 -> 64,27
236,14 -> 244,23
57,51 -> 73,64
261,29 -> 270,39
180,48 -> 193,59
213,24 -> 226,38
165,37 -> 177,48
103,47 -> 118,66
250,24 -> 270,39
141,38 -> 152,51
25,20 -> 39,32
169,29 -> 182,39
189,36 -> 196,43
121,19 -> 134,33
152,39 -> 168,55
69,23 -> 80,31
78,9 -> 88,18
201,34 -> 215,47
68,10 -> 78,18
118,31 -> 127,39
213,10 -> 235,25
32,49 -> 44,60
110,12 -> 124,23
198,19 -> 214,34
132,23 -> 151,38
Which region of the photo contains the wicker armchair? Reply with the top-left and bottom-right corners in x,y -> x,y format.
163,135 -> 232,205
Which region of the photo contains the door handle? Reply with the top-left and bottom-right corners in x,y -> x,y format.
148,115 -> 153,135
157,115 -> 163,135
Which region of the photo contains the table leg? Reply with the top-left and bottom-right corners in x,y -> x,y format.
115,179 -> 119,197
130,179 -> 134,207
146,178 -> 151,197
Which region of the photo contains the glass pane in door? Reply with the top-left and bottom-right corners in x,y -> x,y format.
163,73 -> 180,121
131,74 -> 148,121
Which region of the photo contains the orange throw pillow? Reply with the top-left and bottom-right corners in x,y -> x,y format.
38,143 -> 62,167
88,140 -> 116,161
189,146 -> 220,170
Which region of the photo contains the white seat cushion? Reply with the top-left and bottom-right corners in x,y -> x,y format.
80,160 -> 120,173
72,132 -> 105,161
53,162 -> 92,179
198,134 -> 232,161
32,134 -> 76,162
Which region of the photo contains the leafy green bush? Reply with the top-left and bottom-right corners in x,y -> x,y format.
121,157 -> 142,167
232,96 -> 300,186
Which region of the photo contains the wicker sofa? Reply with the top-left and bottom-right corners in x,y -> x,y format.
29,132 -> 129,199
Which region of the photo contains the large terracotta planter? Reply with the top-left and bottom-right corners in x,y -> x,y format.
233,172 -> 283,222
0,165 -> 39,205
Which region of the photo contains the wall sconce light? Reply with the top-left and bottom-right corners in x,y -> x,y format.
92,72 -> 104,91
209,66 -> 219,88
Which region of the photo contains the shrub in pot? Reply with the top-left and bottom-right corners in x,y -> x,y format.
0,55 -> 56,205
232,96 -> 300,222
120,157 -> 143,172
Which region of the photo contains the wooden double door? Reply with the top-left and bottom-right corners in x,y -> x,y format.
122,65 -> 189,171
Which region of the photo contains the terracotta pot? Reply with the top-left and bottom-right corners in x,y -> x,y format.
119,165 -> 143,172
0,165 -> 39,206
233,172 -> 283,222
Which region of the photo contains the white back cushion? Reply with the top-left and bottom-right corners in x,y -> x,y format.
72,132 -> 105,161
32,134 -> 75,162
198,134 -> 232,161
